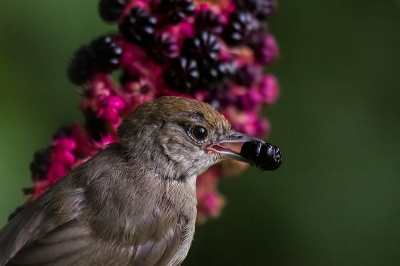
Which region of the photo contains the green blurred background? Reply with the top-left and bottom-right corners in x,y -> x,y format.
1,1 -> 400,265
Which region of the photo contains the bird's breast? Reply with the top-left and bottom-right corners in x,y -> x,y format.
82,173 -> 197,246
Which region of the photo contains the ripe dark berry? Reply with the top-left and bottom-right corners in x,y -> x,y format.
99,0 -> 127,22
84,109 -> 109,141
196,60 -> 236,90
91,36 -> 123,72
146,33 -> 178,64
67,46 -> 95,85
192,59 -> 236,91
180,32 -> 221,90
241,141 -> 261,162
53,126 -> 72,140
205,84 -> 238,110
119,7 -> 157,46
235,64 -> 262,87
195,61 -> 219,90
217,61 -> 237,81
222,11 -> 259,46
162,57 -> 199,94
247,25 -> 266,47
197,32 -> 220,61
181,38 -> 199,58
22,187 -> 34,196
181,31 -> 220,61
248,28 -> 278,65
67,35 -> 122,85
30,148 -> 52,181
194,9 -> 223,35
233,0 -> 276,21
240,141 -> 282,171
157,0 -> 196,25
258,143 -> 282,170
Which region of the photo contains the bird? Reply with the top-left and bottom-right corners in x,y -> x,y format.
0,96 -> 264,266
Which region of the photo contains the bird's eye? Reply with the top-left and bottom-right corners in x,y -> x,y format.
192,126 -> 207,140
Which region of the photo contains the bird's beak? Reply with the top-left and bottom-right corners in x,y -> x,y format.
206,131 -> 264,164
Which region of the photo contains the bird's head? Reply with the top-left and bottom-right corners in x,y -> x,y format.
118,96 -> 262,179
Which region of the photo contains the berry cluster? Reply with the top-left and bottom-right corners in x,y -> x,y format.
15,0 -> 280,223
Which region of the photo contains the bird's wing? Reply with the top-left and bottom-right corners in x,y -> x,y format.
0,204 -> 45,265
2,217 -> 181,266
0,174 -> 90,266
5,219 -> 92,266
0,189 -> 183,266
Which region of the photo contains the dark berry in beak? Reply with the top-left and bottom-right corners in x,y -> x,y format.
240,141 -> 282,171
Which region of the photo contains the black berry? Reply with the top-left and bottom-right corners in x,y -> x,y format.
194,9 -> 223,35
193,59 -> 237,92
247,25 -> 266,48
195,60 -> 236,90
205,84 -> 238,110
198,63 -> 219,88
180,32 -> 221,90
222,11 -> 259,46
240,141 -> 282,171
99,0 -> 127,22
248,27 -> 278,65
84,109 -> 109,141
91,36 -> 123,71
181,31 -> 220,61
146,33 -> 178,64
22,187 -> 34,195
30,148 -> 52,181
53,126 -> 72,140
67,46 -> 95,85
162,57 -> 199,94
157,0 -> 195,24
235,64 -> 262,87
233,0 -> 276,21
119,7 -> 157,46
217,61 -> 237,82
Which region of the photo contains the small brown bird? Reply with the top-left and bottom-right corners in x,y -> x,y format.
0,96 -> 263,266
